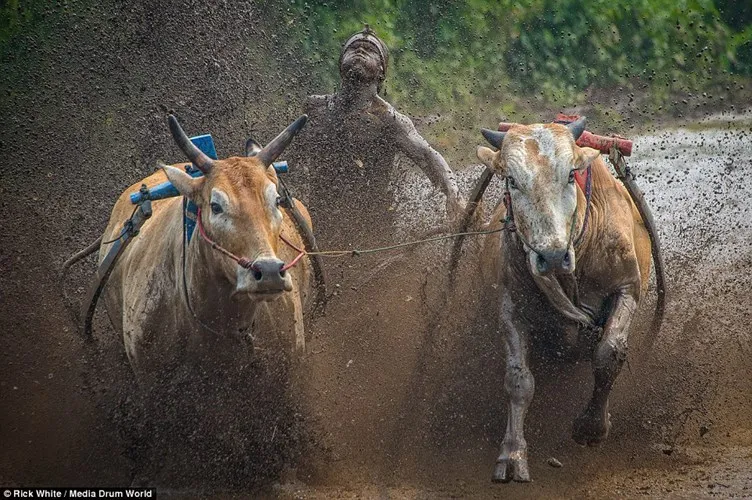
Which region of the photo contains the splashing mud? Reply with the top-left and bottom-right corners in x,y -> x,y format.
278,117 -> 752,499
0,2 -> 750,495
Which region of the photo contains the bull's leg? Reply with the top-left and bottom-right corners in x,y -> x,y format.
493,293 -> 535,483
572,291 -> 637,445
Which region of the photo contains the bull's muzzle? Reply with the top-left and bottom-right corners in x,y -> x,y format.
251,258 -> 291,292
236,257 -> 292,297
534,248 -> 574,275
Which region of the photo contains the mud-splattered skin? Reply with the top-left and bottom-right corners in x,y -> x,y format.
285,37 -> 462,248
477,122 -> 652,483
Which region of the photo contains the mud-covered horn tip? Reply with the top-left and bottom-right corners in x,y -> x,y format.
167,114 -> 214,174
481,128 -> 506,149
257,114 -> 308,166
566,116 -> 587,141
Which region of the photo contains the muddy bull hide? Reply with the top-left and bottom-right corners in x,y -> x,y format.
97,114 -> 313,384
476,117 -> 663,483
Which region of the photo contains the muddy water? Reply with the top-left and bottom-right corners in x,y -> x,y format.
1,107 -> 751,499
285,115 -> 752,498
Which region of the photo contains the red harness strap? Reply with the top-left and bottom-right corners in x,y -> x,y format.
574,170 -> 588,192
279,234 -> 306,272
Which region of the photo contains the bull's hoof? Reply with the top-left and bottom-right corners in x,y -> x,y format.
492,453 -> 531,483
572,410 -> 611,446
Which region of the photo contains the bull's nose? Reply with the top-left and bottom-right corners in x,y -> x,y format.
535,249 -> 568,274
250,258 -> 287,291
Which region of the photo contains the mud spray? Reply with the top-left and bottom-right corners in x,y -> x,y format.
1,2 -> 750,498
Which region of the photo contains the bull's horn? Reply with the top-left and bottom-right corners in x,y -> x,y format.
566,116 -> 587,141
256,115 -> 308,166
167,114 -> 214,174
245,138 -> 262,157
481,128 -> 506,149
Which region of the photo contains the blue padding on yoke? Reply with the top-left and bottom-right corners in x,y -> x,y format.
189,134 -> 218,162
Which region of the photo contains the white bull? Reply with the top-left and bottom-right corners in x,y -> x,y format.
476,118 -> 659,483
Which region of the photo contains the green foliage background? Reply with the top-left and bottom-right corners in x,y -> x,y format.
2,0 -> 750,118
279,0 -> 750,111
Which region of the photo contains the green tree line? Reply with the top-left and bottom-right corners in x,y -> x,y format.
2,0 -> 750,113
281,0 -> 750,109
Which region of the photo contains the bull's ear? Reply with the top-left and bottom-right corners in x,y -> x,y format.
574,146 -> 600,170
245,138 -> 262,157
162,163 -> 205,199
476,146 -> 504,174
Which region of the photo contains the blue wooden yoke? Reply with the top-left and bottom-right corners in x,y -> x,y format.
129,134 -> 289,242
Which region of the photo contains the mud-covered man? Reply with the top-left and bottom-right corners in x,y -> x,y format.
286,26 -> 464,250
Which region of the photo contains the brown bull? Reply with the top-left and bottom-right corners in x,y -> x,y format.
476,117 -> 657,483
99,115 -> 312,384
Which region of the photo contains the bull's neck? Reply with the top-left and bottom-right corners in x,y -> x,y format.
573,161 -> 609,256
181,235 -> 259,336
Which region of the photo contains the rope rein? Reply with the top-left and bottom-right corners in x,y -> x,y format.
196,206 -> 255,269
192,170 -> 595,270
289,228 -> 505,258
184,168 -> 594,275
180,176 -> 592,333
195,205 -> 502,271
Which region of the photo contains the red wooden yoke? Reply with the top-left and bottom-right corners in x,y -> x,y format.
497,114 -> 633,192
498,114 -> 633,156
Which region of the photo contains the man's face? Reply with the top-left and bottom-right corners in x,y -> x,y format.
340,40 -> 384,85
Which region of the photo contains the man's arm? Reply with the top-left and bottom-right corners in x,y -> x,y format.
379,101 -> 467,226
383,103 -> 460,202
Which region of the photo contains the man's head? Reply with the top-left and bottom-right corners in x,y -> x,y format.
339,25 -> 389,91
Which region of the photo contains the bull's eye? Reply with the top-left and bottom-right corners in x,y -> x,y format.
210,202 -> 223,215
275,196 -> 283,207
507,176 -> 518,190
568,170 -> 576,184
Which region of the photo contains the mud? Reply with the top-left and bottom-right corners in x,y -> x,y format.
277,115 -> 752,498
1,2 -> 751,498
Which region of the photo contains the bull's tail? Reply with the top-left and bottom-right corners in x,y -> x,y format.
59,235 -> 102,325
648,228 -> 667,339
609,149 -> 666,342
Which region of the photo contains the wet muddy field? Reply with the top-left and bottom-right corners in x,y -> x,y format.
2,109 -> 751,498
1,3 -> 750,496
